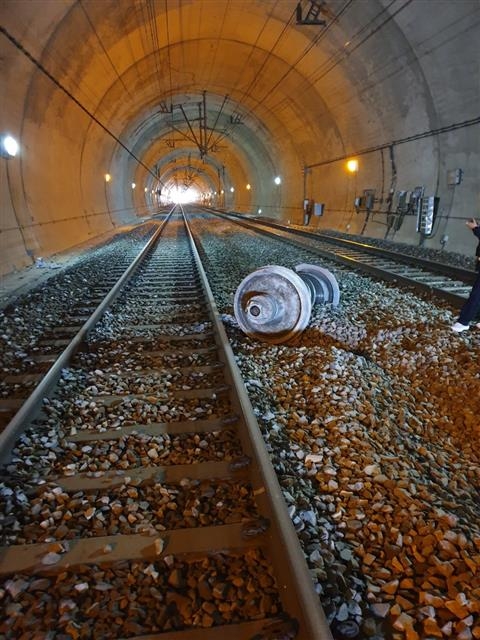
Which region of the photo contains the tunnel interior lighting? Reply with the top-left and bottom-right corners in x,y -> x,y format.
258,208 -> 262,214
168,186 -> 200,204
144,187 -> 148,192
1,135 -> 19,158
346,159 -> 358,173
104,173 -> 112,182
274,176 -> 281,185
230,187 -> 235,193
246,183 -> 251,190
220,189 -> 224,194
131,182 -> 136,189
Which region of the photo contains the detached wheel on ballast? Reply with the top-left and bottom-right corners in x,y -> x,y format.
233,265 -> 312,344
295,263 -> 340,307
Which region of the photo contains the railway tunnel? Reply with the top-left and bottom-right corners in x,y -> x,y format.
1,2 -> 480,640
1,0 -> 479,274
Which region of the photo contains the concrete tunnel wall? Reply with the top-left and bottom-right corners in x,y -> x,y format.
0,0 -> 479,277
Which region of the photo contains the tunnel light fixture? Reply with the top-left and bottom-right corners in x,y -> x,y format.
1,134 -> 19,158
274,176 -> 281,185
246,183 -> 251,190
131,182 -> 136,189
104,173 -> 112,183
346,159 -> 358,173
144,187 -> 148,192
220,189 -> 224,194
230,187 -> 235,193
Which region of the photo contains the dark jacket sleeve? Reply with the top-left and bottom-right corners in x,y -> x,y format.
474,225 -> 480,259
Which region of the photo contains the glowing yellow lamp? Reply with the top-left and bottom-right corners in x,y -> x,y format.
346,159 -> 358,173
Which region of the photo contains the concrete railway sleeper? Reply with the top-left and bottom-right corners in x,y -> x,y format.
0,209 -> 332,639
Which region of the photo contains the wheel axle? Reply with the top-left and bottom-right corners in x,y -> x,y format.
233,263 -> 340,343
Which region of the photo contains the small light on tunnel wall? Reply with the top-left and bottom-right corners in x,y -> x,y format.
220,189 -> 224,194
258,208 -> 262,214
144,187 -> 148,192
230,187 -> 235,193
1,134 -> 19,158
104,173 -> 112,183
246,183 -> 251,190
274,176 -> 281,185
346,159 -> 359,173
131,182 -> 136,189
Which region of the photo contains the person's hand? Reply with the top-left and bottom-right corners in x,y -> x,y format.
466,218 -> 478,230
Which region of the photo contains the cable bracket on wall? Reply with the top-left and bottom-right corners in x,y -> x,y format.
296,1 -> 327,25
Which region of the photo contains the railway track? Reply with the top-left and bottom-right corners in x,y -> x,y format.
213,211 -> 475,308
0,209 -> 332,639
0,225 -> 159,431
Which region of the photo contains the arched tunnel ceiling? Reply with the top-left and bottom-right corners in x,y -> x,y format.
1,0 -> 479,250
3,0 -> 452,193
45,0 -> 351,189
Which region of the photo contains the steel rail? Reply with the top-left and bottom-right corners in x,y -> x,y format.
182,207 -> 334,640
0,208 -> 175,465
206,209 -> 473,308
1,209 -> 334,639
238,214 -> 477,285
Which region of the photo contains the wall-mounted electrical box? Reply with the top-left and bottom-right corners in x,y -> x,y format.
447,169 -> 463,186
394,191 -> 408,214
314,203 -> 325,216
354,189 -> 375,212
409,186 -> 424,214
303,198 -> 314,225
416,196 -> 440,236
364,190 -> 375,210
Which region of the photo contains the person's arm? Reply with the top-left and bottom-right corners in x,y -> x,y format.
466,218 -> 480,238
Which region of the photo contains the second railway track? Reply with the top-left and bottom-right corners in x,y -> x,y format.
0,210 -> 332,639
214,212 -> 476,307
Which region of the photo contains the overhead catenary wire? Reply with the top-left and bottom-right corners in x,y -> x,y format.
0,25 -> 164,186
164,0 -> 174,111
208,2 -> 298,150
202,0 -> 231,91
209,0 -> 354,150
144,0 -> 169,112
10,7 -> 111,125
268,0 -> 399,112
167,1 -> 290,158
205,93 -> 229,150
219,0 -> 411,147
253,0 -> 410,120
230,2 -> 296,121
305,116 -> 480,170
253,0 -> 355,109
300,6 -> 480,128
307,0 -> 415,86
78,0 -> 133,100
